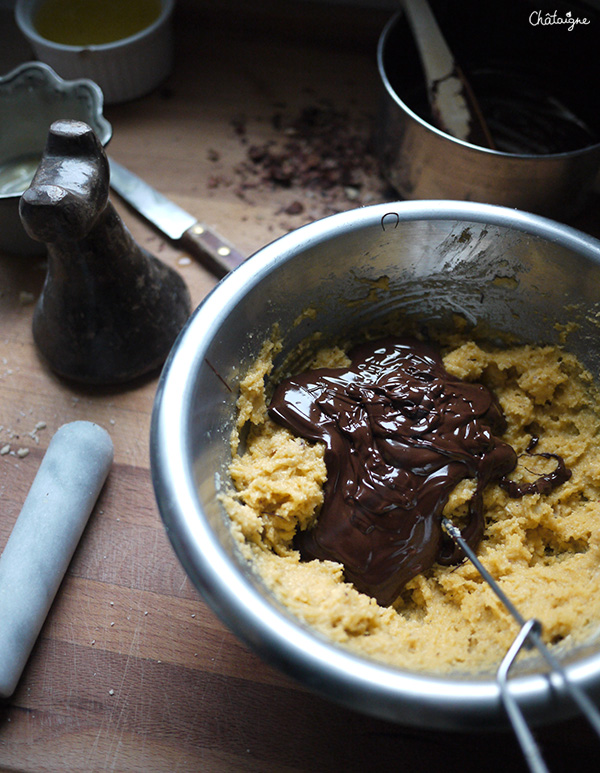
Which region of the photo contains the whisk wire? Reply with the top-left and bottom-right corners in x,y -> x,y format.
497,620 -> 549,773
441,517 -> 600,772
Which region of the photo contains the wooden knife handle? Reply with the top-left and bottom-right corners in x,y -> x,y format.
179,224 -> 246,277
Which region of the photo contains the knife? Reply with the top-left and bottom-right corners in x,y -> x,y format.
108,157 -> 245,277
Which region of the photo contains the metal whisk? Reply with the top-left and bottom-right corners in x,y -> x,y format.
442,517 -> 600,773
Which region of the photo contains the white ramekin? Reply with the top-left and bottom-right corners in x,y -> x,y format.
15,0 -> 175,104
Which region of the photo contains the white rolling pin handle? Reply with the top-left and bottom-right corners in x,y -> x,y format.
0,421 -> 113,699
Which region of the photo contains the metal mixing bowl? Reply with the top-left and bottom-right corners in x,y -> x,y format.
150,200 -> 600,731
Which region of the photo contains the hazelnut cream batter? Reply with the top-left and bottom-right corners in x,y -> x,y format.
222,334 -> 600,673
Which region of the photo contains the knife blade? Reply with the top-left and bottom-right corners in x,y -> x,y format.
108,157 -> 245,277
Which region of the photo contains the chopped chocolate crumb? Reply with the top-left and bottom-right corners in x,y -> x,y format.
226,102 -> 389,229
284,201 -> 305,215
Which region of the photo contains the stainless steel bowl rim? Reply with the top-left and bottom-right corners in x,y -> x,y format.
151,200 -> 600,728
377,11 -> 600,161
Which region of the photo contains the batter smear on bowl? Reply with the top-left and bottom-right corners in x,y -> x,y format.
269,337 -> 570,606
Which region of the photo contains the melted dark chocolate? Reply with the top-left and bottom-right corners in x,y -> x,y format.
500,453 -> 571,498
268,338 -> 569,605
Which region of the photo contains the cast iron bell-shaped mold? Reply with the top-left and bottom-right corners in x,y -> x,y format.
19,119 -> 192,384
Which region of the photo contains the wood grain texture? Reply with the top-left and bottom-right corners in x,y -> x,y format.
1,1 -> 600,771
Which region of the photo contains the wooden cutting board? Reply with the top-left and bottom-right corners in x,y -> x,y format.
1,2 -> 599,771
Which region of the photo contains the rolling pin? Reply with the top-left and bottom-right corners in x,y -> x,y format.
0,421 -> 113,699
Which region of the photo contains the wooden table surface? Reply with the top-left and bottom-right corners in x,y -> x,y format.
1,2 -> 599,771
